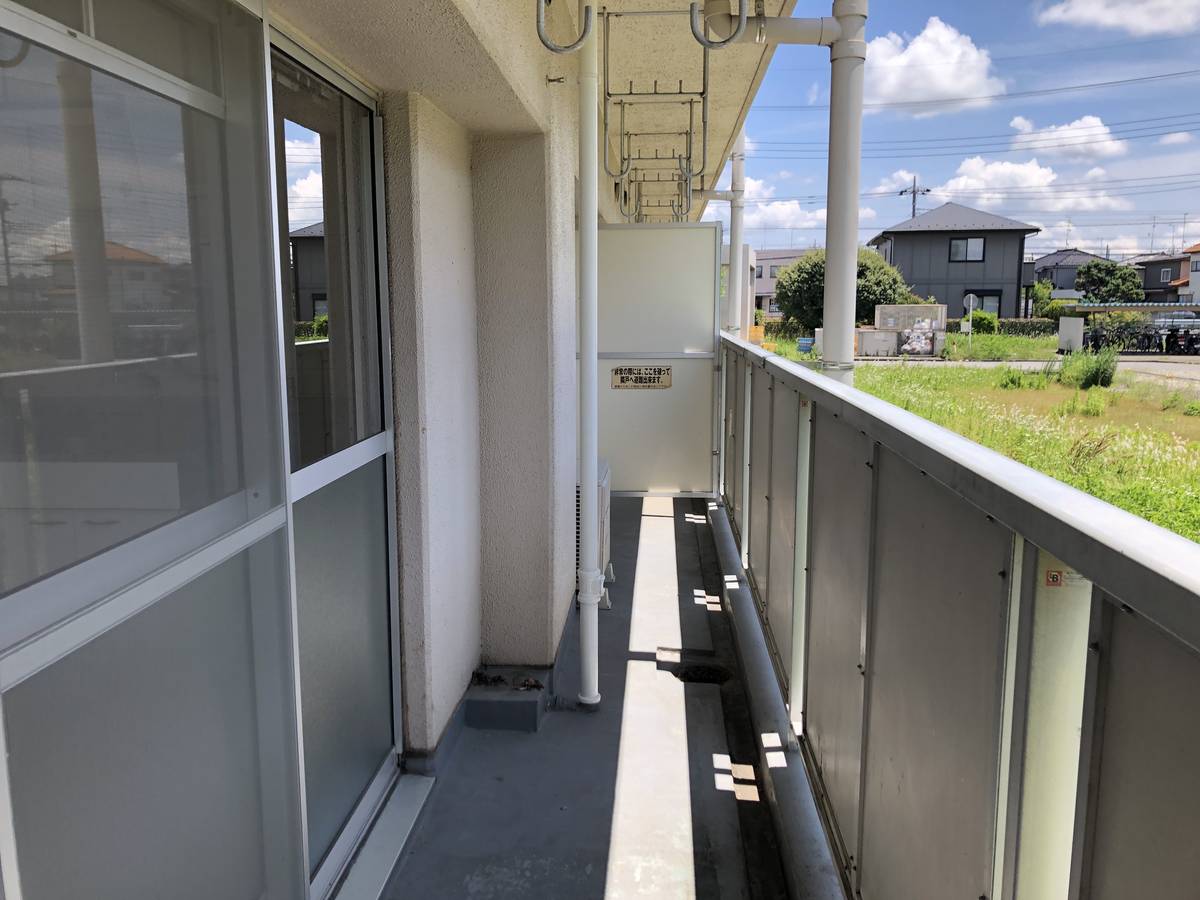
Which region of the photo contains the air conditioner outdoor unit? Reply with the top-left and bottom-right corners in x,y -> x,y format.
576,459 -> 613,609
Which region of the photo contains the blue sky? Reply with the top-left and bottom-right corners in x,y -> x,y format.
703,0 -> 1200,260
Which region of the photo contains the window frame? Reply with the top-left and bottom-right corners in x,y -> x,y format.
950,236 -> 986,263
1160,268 -> 1172,284
0,7 -> 404,900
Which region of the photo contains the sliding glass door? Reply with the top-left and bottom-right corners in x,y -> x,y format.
0,2 -> 402,898
270,39 -> 400,896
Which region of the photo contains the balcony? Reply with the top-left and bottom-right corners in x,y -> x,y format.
381,334 -> 1200,900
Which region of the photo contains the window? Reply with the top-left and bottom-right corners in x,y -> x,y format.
769,298 -> 781,314
0,16 -> 283,598
950,237 -> 985,262
964,293 -> 1001,316
1191,259 -> 1200,273
769,265 -> 781,278
1161,268 -> 1172,284
272,50 -> 383,471
755,265 -> 763,278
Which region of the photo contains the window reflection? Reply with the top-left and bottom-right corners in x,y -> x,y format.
0,23 -> 281,596
272,51 -> 383,471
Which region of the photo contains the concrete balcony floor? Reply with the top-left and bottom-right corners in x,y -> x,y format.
384,497 -> 789,899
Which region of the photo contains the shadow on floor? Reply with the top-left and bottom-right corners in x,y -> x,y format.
383,497 -> 786,899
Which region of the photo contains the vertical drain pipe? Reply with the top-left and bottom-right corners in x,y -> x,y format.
822,0 -> 867,386
536,0 -> 600,707
729,129 -> 747,337
577,3 -> 603,709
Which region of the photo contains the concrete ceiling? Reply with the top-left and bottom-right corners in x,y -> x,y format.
268,0 -> 806,221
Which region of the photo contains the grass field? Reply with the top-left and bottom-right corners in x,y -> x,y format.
855,363 -> 1200,543
941,333 -> 1058,361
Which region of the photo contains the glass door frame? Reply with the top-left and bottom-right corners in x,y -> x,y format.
263,22 -> 404,900
0,1 -> 403,897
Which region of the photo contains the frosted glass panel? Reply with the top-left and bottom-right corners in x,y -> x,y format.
3,532 -> 305,900
294,458 -> 393,873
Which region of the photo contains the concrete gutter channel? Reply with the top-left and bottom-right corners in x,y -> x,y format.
707,501 -> 847,900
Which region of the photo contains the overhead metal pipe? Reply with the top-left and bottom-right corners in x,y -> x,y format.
576,3 -> 603,708
821,0 -> 866,385
701,13 -> 841,45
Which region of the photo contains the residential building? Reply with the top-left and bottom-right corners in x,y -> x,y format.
289,222 -> 328,321
752,248 -> 805,318
0,2 -> 1196,900
868,202 -> 1040,317
1181,241 -> 1200,303
1126,251 -> 1190,303
1031,247 -> 1111,294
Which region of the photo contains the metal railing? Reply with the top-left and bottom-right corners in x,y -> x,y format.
719,332 -> 1200,900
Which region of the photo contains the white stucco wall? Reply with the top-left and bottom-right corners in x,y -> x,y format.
384,92 -> 483,752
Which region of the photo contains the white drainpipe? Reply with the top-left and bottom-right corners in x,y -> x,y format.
577,5 -> 603,709
536,0 -> 601,707
729,129 -> 747,336
822,0 -> 867,385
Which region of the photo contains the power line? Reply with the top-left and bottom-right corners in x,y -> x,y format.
754,68 -> 1200,112
748,112 -> 1200,147
747,126 -> 1200,160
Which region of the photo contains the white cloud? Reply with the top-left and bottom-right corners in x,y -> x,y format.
1159,132 -> 1196,146
701,174 -> 876,231
874,169 -> 920,194
866,17 -> 1005,115
776,169 -> 795,180
287,169 -> 324,229
1028,220 -> 1143,257
1008,114 -> 1128,162
806,82 -> 820,105
1037,0 -> 1200,36
931,156 -> 1131,213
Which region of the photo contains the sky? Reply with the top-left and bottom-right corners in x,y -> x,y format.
701,0 -> 1200,261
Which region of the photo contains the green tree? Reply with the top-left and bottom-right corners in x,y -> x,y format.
1075,259 -> 1144,304
774,249 -> 912,332
1030,279 -> 1054,318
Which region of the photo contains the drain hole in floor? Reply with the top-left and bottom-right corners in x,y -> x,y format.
673,664 -> 732,685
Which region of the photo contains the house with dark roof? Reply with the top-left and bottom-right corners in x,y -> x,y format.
1032,248 -> 1111,294
289,221 -> 328,321
1182,242 -> 1199,303
1124,251 -> 1190,304
868,202 -> 1040,317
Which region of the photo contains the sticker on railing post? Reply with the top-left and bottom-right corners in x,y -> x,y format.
611,365 -> 672,390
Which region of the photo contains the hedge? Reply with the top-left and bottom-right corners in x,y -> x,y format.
947,317 -> 1057,337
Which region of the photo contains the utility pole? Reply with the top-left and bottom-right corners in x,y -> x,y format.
897,175 -> 930,220
0,175 -> 24,306
1150,215 -> 1157,253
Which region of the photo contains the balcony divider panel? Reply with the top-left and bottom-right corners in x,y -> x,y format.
747,362 -> 773,605
858,447 -> 1010,900
804,406 -> 872,872
1085,602 -> 1200,899
732,356 -> 749,543
722,348 -> 738,510
765,378 -> 800,684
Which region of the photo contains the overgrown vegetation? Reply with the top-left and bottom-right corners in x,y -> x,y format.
855,364 -> 1200,543
1059,347 -> 1118,389
941,333 -> 1059,361
295,314 -> 329,342
773,249 -> 911,331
